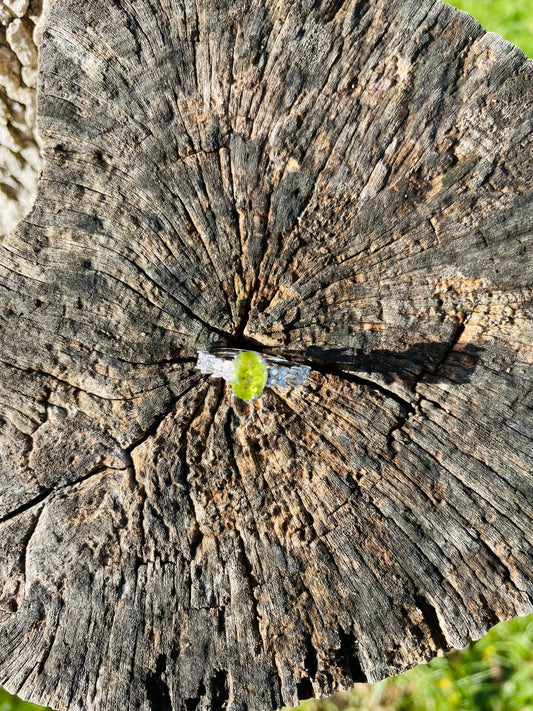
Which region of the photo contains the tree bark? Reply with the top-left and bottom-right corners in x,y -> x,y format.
0,0 -> 532,710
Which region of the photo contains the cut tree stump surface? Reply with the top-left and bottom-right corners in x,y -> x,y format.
0,0 -> 532,709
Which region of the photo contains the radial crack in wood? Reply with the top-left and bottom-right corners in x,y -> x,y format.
0,0 -> 532,710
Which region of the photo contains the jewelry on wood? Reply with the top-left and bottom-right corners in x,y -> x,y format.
195,348 -> 311,400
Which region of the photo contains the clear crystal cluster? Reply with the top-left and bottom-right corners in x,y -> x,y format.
266,364 -> 311,388
196,351 -> 235,381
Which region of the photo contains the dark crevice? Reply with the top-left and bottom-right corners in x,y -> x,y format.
273,668 -> 284,711
0,463 -> 112,525
414,594 -> 448,652
211,670 -> 229,711
184,681 -> 207,710
477,592 -> 503,630
335,628 -> 367,683
431,318 -> 466,375
304,639 -> 319,678
0,489 -> 51,526
64,465 -> 119,488
297,676 -> 314,701
233,285 -> 256,341
234,528 -> 260,591
217,607 -> 225,634
146,654 -> 172,711
419,394 -> 448,415
349,0 -> 371,28
188,521 -> 204,561
320,0 -> 347,23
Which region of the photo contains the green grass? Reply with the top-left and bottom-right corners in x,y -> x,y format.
0,688 -> 51,711
447,0 -> 533,57
377,613 -> 533,711
289,613 -> 533,711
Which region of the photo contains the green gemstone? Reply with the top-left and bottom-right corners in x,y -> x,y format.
231,351 -> 268,401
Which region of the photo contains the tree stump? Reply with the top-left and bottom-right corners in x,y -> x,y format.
0,0 -> 532,709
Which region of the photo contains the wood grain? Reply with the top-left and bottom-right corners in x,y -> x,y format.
0,0 -> 531,709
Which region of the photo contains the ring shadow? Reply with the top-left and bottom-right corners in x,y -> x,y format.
304,341 -> 483,390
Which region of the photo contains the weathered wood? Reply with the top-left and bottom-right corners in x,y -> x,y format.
0,0 -> 532,709
0,0 -> 53,238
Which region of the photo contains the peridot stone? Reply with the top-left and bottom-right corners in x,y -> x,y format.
231,351 -> 268,401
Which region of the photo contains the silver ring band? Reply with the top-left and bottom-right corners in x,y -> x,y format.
195,348 -> 311,398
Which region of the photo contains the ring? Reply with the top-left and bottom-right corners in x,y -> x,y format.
195,348 -> 311,401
